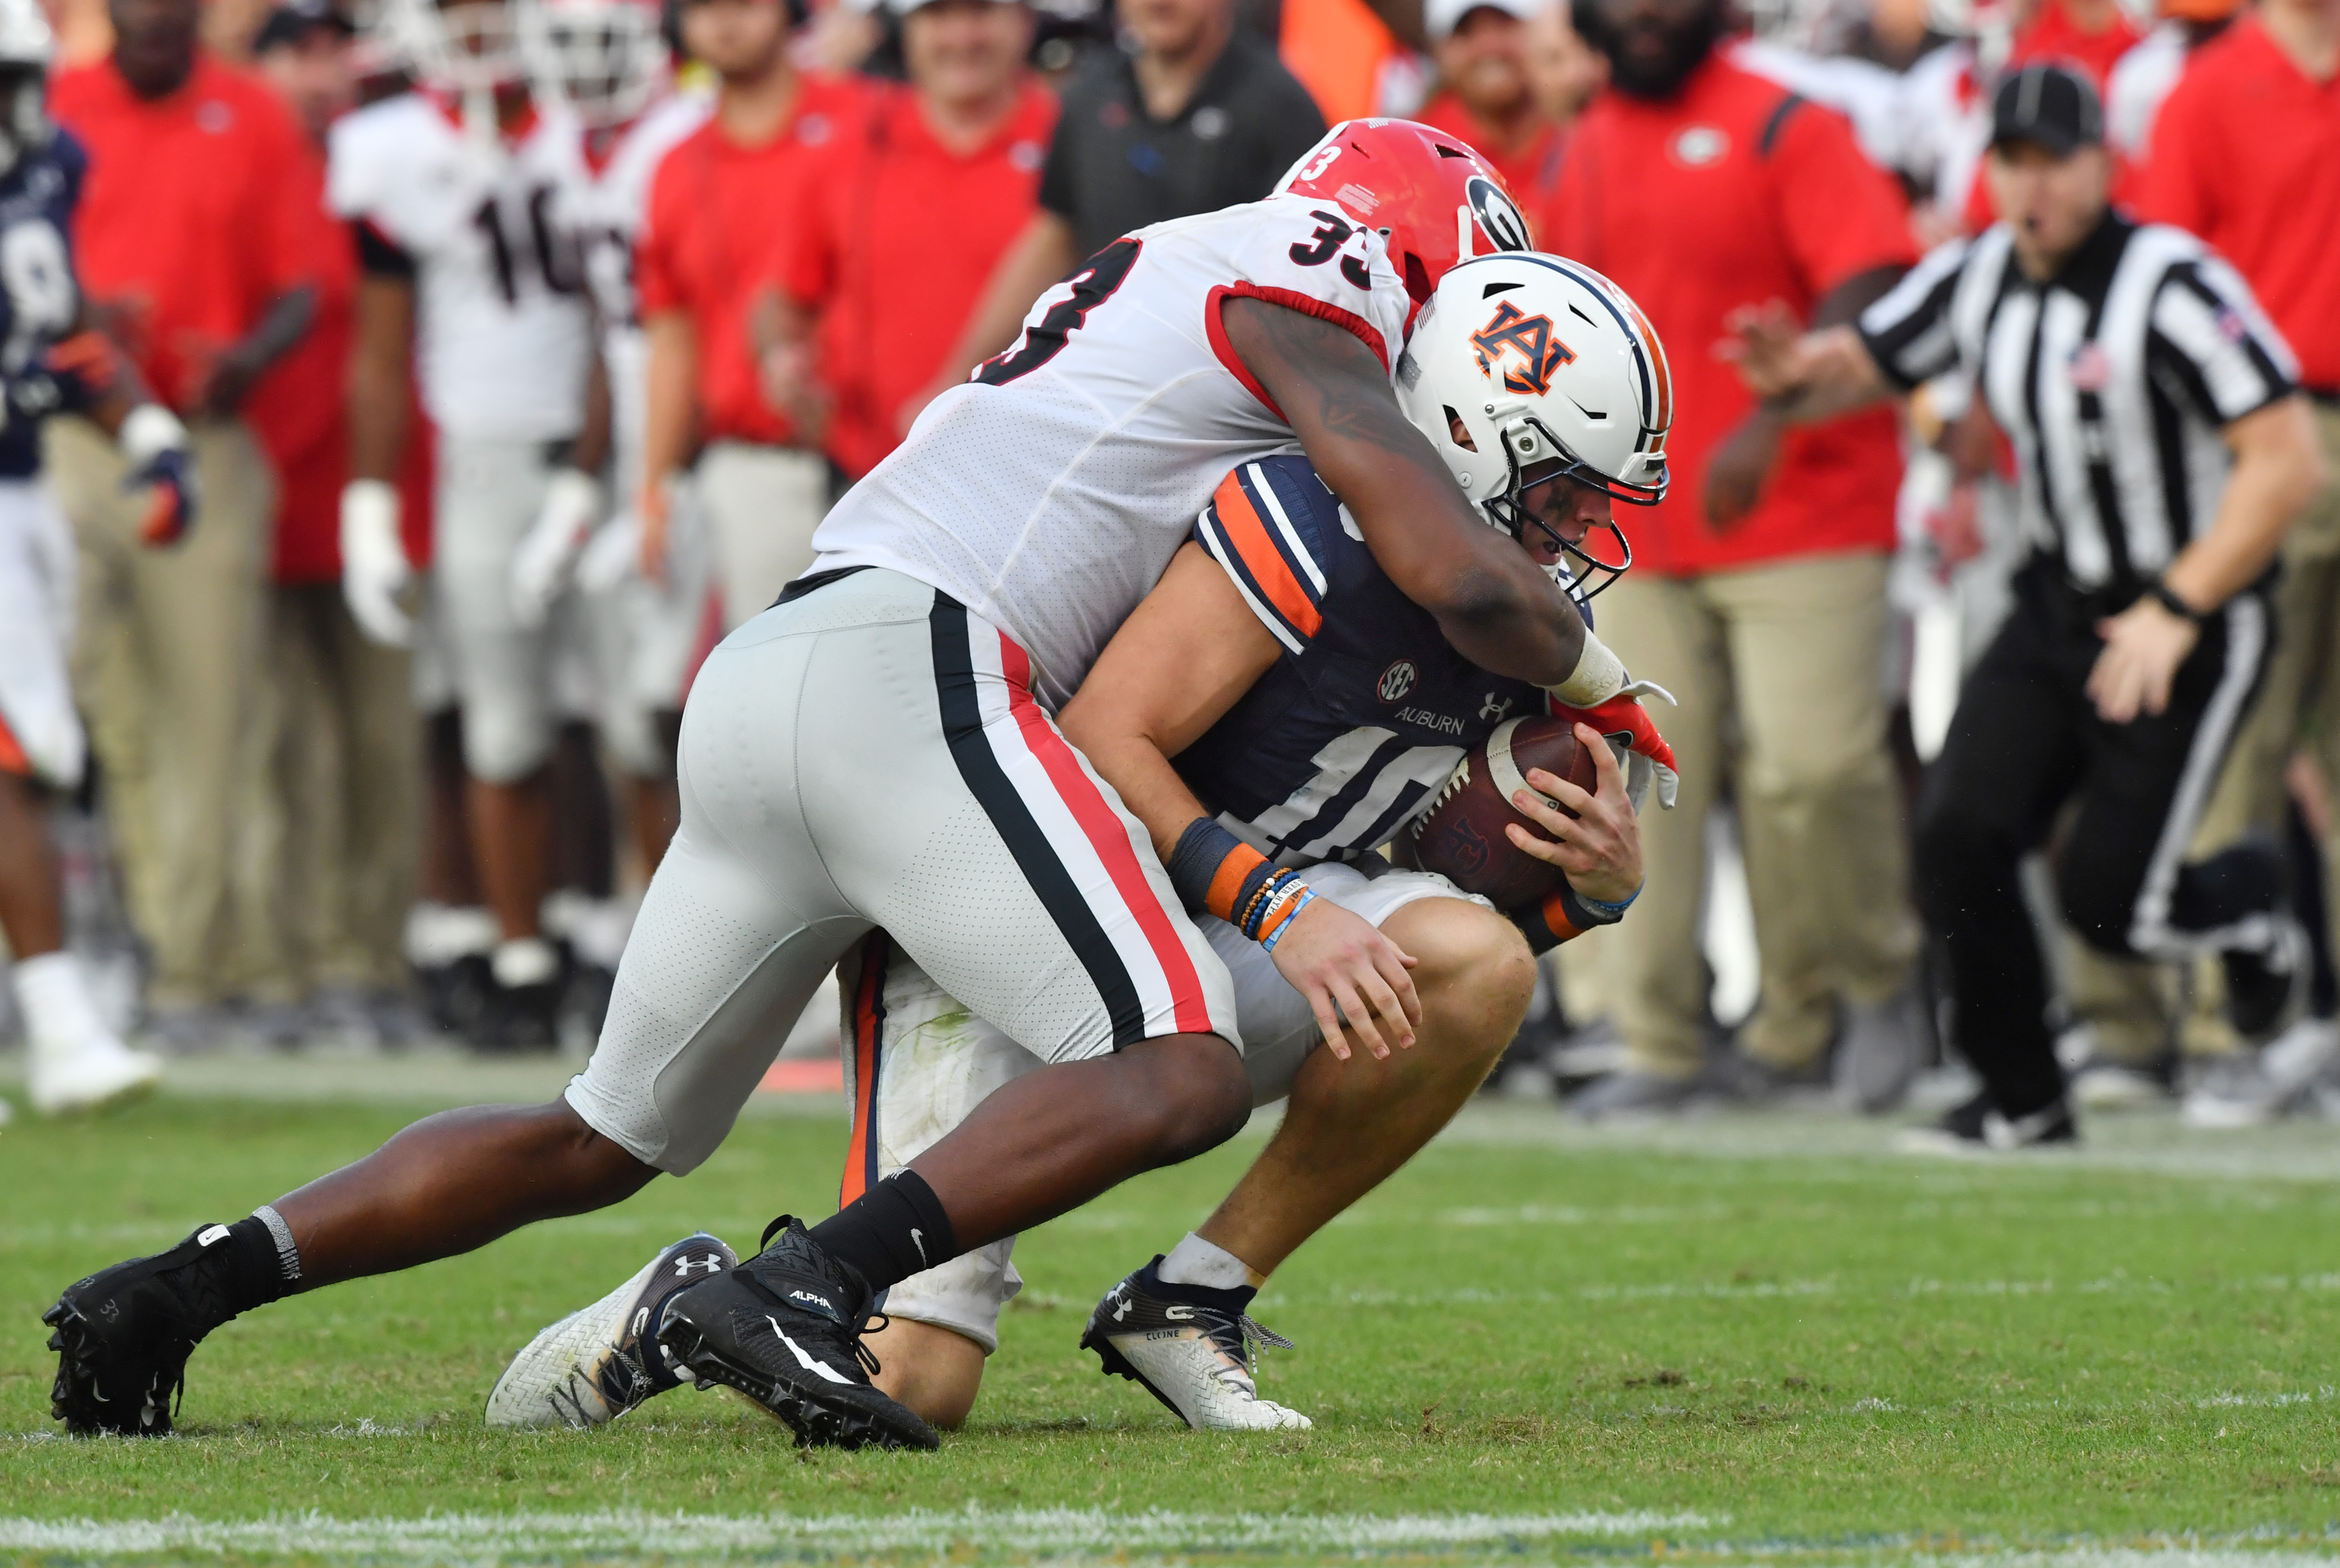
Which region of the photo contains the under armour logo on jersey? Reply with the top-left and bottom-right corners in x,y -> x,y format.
1471,302 -> 1575,398
1479,693 -> 1516,722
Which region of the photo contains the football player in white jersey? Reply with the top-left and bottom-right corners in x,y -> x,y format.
487,253 -> 1674,1435
44,123 -> 1673,1452
0,0 -> 183,1119
510,0 -> 708,895
329,0 -> 610,1048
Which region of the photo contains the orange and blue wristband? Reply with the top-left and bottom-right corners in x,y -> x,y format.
1167,817 -> 1317,949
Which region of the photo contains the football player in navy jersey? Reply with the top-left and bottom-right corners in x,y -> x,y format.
0,0 -> 197,1120
492,252 -> 1680,1434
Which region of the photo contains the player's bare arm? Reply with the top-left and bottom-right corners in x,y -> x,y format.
2088,394 -> 2327,722
1218,295 -> 1590,688
1059,542 -> 1424,1060
347,274 -> 415,486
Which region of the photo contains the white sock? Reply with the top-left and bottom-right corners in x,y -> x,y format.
13,952 -> 109,1051
405,904 -> 500,967
1157,1231 -> 1263,1291
492,936 -> 560,988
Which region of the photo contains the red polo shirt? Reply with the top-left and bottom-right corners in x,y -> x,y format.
1415,92 -> 1561,226
1542,57 -> 1915,576
777,81 -> 1057,480
51,53 -> 323,414
635,73 -> 872,448
2132,17 -> 2340,391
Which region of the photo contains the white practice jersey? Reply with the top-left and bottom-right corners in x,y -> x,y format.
810,195 -> 1416,711
328,92 -> 595,443
569,91 -> 711,493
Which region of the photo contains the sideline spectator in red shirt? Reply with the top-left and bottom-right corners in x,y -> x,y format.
1416,0 -> 1561,204
2131,0 -> 2340,1015
246,0 -> 419,1031
2007,0 -> 2146,85
1543,0 -> 1923,1114
773,0 -> 1057,483
634,0 -> 870,629
47,0 -> 326,1027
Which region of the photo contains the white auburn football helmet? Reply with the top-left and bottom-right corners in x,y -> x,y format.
0,0 -> 53,181
1395,252 -> 1672,599
518,0 -> 665,128
381,0 -> 528,97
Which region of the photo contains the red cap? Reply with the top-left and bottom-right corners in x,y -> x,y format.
1273,118 -> 1534,307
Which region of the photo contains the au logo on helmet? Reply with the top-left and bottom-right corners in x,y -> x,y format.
1469,301 -> 1575,398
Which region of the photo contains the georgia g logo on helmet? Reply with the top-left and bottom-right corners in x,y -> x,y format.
1465,177 -> 1532,255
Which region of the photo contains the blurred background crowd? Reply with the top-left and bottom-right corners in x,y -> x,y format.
3,0 -> 2337,1136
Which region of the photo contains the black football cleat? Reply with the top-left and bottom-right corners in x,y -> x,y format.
44,1224 -> 241,1436
486,1232 -> 738,1429
1080,1258 -> 1310,1430
1897,1089 -> 2077,1155
655,1216 -> 938,1451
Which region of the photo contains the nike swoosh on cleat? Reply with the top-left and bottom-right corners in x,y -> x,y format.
767,1318 -> 852,1385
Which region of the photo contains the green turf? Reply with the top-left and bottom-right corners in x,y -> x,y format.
5,1090 -> 2340,1562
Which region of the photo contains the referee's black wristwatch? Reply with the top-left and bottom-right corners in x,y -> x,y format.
2144,578 -> 2204,622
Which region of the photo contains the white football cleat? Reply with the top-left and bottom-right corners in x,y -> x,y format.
16,953 -> 162,1116
1081,1260 -> 1312,1432
487,1232 -> 736,1429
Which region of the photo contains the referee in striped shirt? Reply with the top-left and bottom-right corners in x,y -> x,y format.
1721,63 -> 2328,1151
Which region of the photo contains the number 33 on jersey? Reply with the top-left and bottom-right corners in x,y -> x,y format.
327,92 -> 594,445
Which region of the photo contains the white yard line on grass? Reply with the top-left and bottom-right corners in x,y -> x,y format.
0,1507 -> 1712,1559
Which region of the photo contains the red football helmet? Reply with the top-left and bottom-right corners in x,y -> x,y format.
1272,119 -> 1535,307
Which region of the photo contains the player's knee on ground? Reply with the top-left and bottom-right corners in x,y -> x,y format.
1119,1033 -> 1252,1165
1393,899 -> 1537,1064
865,1316 -> 987,1430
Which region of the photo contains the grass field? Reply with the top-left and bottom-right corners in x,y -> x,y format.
5,1060 -> 2340,1565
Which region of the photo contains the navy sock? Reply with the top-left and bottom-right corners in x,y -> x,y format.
806,1171 -> 959,1293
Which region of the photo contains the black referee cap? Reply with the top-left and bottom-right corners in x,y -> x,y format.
1990,62 -> 2104,156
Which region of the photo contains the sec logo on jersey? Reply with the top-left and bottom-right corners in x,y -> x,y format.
1378,660 -> 1418,703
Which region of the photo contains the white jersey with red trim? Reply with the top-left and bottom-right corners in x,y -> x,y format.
327,91 -> 595,443
570,90 -> 711,493
807,194 -> 1417,711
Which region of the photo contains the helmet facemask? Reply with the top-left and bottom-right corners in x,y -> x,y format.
1475,406 -> 1660,603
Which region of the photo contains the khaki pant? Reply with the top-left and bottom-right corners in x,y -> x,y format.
266,582 -> 418,991
48,415 -> 281,1008
696,442 -> 830,633
1579,549 -> 1920,1077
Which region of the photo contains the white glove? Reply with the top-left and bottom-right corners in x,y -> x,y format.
340,479 -> 414,647
510,466 -> 603,628
576,510 -> 642,595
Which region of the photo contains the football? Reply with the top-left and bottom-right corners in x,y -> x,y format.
1402,716 -> 1601,909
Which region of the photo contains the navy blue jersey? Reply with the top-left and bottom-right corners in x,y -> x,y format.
0,132 -> 88,480
1174,455 -> 1563,868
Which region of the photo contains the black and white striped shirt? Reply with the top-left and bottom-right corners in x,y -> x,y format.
1858,212 -> 2299,592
